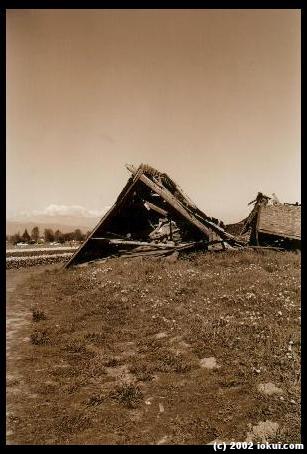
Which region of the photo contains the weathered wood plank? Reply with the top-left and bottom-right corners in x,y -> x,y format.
65,167 -> 144,268
144,201 -> 168,217
91,238 -> 178,249
246,246 -> 284,252
127,164 -> 245,246
134,172 -> 212,238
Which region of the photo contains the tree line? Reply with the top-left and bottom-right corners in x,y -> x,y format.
7,227 -> 90,245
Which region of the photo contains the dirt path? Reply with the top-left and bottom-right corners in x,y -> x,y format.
6,264 -> 60,444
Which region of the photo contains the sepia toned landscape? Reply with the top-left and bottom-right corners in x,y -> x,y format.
6,9 -> 301,446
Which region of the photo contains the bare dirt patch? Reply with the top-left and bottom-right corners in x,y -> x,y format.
6,264 -> 61,444
6,251 -> 301,445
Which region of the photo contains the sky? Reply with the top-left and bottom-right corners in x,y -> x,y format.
6,9 -> 301,223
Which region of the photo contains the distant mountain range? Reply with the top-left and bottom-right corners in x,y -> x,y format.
6,214 -> 100,236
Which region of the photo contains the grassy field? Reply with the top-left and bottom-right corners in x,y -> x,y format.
6,250 -> 301,445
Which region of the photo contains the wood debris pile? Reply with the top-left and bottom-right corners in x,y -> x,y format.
66,164 -> 246,268
240,192 -> 301,249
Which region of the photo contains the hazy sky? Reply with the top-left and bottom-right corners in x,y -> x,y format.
6,9 -> 301,223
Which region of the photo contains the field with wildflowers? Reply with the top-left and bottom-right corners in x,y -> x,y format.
6,250 -> 301,445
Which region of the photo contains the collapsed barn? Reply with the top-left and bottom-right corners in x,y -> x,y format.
66,167 -> 301,268
66,164 -> 246,267
240,192 -> 301,249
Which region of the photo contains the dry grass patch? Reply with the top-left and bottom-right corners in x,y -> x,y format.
6,250 -> 301,444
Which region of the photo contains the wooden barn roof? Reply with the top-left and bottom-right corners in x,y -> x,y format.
65,163 -> 245,267
257,204 -> 301,240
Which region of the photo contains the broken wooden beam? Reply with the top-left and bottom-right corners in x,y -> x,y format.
91,238 -> 179,249
126,167 -> 212,239
65,166 -> 145,268
144,201 -> 168,217
245,245 -> 284,252
127,164 -> 246,246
